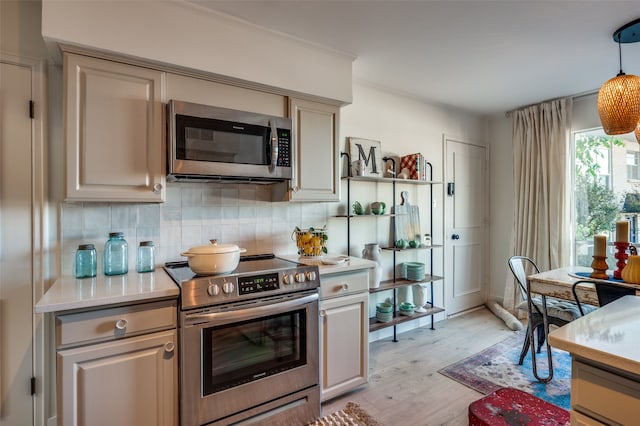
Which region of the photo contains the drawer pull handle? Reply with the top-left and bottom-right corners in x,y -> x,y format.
319,310 -> 326,317
164,342 -> 175,353
341,283 -> 349,291
115,319 -> 128,330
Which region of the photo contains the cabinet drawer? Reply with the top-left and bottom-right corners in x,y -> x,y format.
56,300 -> 177,349
572,359 -> 640,425
319,270 -> 369,299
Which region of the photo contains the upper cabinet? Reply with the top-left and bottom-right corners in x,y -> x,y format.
288,98 -> 340,202
64,53 -> 166,202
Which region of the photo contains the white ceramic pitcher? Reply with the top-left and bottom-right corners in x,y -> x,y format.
362,243 -> 383,288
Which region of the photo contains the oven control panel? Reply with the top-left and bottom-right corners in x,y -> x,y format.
174,265 -> 321,310
238,272 -> 280,295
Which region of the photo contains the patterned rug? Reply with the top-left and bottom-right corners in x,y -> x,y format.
309,402 -> 381,426
438,332 -> 571,410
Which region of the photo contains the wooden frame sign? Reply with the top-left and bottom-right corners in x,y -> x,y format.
348,137 -> 384,178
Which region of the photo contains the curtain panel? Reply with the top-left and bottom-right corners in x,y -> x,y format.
504,98 -> 573,312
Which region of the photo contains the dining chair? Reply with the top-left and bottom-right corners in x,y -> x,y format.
507,256 -> 590,383
571,279 -> 637,316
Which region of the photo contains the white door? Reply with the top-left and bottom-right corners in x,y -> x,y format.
444,137 -> 487,315
1,61 -> 34,425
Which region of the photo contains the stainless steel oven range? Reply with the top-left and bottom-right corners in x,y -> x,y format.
164,254 -> 320,426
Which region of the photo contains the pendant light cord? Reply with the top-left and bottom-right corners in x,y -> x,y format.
617,32 -> 625,76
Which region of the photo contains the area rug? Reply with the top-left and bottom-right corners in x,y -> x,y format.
438,332 -> 571,410
309,402 -> 381,426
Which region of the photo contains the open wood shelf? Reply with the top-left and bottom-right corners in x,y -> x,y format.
380,245 -> 444,251
342,176 -> 444,185
369,304 -> 445,332
369,275 -> 444,294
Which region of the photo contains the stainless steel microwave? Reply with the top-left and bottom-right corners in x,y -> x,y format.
167,100 -> 293,182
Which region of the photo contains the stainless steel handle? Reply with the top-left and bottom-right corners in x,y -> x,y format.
185,292 -> 318,326
163,342 -> 175,353
115,319 -> 128,330
269,120 -> 279,173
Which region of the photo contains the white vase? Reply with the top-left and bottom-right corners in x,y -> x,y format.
362,243 -> 383,288
412,284 -> 428,313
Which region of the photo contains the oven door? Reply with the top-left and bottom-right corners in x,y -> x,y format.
180,291 -> 319,426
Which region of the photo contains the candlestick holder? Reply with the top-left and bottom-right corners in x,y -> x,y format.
613,242 -> 630,279
590,255 -> 609,279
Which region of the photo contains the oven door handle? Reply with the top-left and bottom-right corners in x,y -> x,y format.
184,292 -> 318,326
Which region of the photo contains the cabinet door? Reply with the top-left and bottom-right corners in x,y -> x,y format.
288,98 -> 340,202
57,329 -> 177,426
65,53 -> 165,202
319,292 -> 368,401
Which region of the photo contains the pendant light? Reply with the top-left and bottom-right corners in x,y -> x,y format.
598,18 -> 640,135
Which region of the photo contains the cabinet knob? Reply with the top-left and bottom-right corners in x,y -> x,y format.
163,342 -> 175,353
319,310 -> 326,317
115,319 -> 128,330
292,186 -> 299,192
451,234 -> 460,240
152,183 -> 163,193
341,283 -> 349,291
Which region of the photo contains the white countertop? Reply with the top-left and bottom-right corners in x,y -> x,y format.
35,269 -> 180,314
276,253 -> 376,275
548,295 -> 640,376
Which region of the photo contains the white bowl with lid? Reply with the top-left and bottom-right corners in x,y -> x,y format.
181,240 -> 247,275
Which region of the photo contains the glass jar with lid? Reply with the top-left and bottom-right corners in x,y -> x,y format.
104,232 -> 128,276
136,241 -> 155,273
75,244 -> 97,278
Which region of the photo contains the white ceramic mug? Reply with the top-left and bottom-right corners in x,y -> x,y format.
352,160 -> 365,176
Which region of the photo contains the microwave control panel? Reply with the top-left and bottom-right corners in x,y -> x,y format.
277,129 -> 291,167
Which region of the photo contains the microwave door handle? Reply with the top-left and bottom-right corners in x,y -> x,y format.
269,120 -> 279,173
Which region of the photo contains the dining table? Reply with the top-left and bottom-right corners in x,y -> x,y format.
527,265 -> 640,307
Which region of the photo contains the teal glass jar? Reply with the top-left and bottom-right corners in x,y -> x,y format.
136,241 -> 155,273
75,244 -> 97,278
104,232 -> 128,276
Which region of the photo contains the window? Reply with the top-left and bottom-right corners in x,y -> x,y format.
627,151 -> 640,180
573,129 -> 638,266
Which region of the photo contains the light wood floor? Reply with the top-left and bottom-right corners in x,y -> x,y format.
320,307 -> 518,426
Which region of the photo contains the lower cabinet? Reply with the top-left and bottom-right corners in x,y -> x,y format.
318,270 -> 369,401
571,358 -> 640,426
55,300 -> 178,426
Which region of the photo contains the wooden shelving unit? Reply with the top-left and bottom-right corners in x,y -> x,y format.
340,152 -> 445,342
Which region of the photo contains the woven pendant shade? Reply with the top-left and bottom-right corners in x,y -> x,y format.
598,73 -> 640,135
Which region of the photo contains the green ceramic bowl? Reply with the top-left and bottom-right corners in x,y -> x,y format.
376,302 -> 393,313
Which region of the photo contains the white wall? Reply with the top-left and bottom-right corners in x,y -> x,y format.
487,113 -> 514,303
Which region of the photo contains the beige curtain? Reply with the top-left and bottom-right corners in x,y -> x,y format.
503,98 -> 573,312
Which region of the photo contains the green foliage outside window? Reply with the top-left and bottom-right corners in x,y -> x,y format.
574,134 -> 623,241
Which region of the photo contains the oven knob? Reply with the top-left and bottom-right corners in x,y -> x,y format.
222,281 -> 235,294
283,274 -> 293,285
294,272 -> 306,283
207,284 -> 220,297
306,271 -> 317,281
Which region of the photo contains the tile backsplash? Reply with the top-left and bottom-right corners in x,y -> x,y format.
60,182 -> 333,275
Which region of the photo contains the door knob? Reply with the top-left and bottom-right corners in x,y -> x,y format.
451,234 -> 460,240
